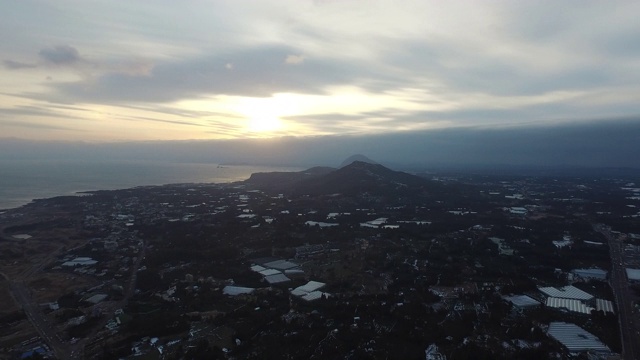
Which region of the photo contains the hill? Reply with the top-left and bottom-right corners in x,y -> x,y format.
339,154 -> 378,168
244,166 -> 335,193
245,161 -> 446,196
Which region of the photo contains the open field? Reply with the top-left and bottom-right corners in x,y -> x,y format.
28,273 -> 99,304
0,280 -> 18,315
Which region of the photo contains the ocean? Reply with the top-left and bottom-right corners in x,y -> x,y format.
0,159 -> 301,210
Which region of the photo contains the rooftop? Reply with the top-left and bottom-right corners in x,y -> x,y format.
264,274 -> 291,284
547,322 -> 610,354
595,298 -> 615,313
545,297 -> 593,315
503,295 -> 540,308
625,268 -> 640,281
222,286 -> 255,296
538,285 -> 594,301
263,260 -> 299,270
291,281 -> 326,298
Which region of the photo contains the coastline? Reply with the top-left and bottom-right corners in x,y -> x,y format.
0,160 -> 302,211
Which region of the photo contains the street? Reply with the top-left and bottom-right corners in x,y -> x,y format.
596,224 -> 639,360
8,240 -> 146,359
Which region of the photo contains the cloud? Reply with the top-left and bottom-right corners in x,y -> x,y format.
3,60 -> 37,69
38,45 -> 81,65
0,105 -> 79,119
1,1 -> 640,141
0,119 -> 71,131
43,45 -> 381,103
2,119 -> 638,169
285,54 -> 305,65
114,114 -> 209,128
108,60 -> 154,77
121,104 -> 244,120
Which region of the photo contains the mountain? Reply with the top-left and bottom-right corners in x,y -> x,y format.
339,154 -> 378,168
296,161 -> 437,196
245,161 -> 444,196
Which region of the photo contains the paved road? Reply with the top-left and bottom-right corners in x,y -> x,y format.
596,224 -> 639,360
8,239 -> 147,359
9,281 -> 72,359
75,239 -> 146,358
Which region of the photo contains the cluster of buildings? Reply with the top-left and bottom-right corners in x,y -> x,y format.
224,258 -> 330,302
504,281 -> 616,356
4,167 -> 640,359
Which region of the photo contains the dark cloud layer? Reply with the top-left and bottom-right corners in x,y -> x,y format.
38,45 -> 81,65
1,120 -> 638,169
44,45 -> 388,103
3,60 -> 37,69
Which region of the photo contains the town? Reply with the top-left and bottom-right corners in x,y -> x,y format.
1,161 -> 639,359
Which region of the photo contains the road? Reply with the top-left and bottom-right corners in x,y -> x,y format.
595,224 -> 639,360
9,281 -> 72,359
8,239 -> 146,359
74,239 -> 146,359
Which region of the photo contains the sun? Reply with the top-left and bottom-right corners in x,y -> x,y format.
241,98 -> 286,134
247,114 -> 282,133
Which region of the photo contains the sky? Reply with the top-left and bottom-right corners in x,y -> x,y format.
2,120 -> 640,170
2,0 -> 640,143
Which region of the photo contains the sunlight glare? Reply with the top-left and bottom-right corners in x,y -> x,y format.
240,98 -> 288,134
247,113 -> 282,133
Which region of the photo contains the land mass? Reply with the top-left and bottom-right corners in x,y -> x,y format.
1,161 -> 639,359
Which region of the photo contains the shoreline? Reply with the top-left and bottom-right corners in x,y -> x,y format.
0,161 -> 304,212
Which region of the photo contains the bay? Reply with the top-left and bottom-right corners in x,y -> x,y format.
0,159 -> 301,210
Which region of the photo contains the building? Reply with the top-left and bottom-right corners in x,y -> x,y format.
84,294 -> 108,304
223,286 -> 255,296
625,268 -> 640,282
595,299 -> 615,314
545,297 -> 593,315
62,257 -> 98,267
263,259 -> 299,271
291,280 -> 329,301
572,268 -> 607,281
547,322 -> 610,355
538,285 -> 595,305
503,295 -> 541,310
259,269 -> 281,276
264,273 -> 291,284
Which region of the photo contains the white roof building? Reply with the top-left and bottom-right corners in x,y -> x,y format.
223,286 -> 255,296
291,281 -> 327,301
284,269 -> 305,276
264,274 -> 290,284
252,262 -> 297,283
258,269 -> 281,276
62,257 -> 98,267
572,268 -> 607,280
301,291 -> 329,302
547,322 -> 610,354
545,297 -> 593,315
295,281 -> 325,293
538,285 -> 594,302
626,268 -> 640,281
85,294 -> 108,304
596,298 -> 615,313
503,295 -> 541,309
305,221 -> 339,227
263,260 -> 299,270
290,288 -> 309,297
